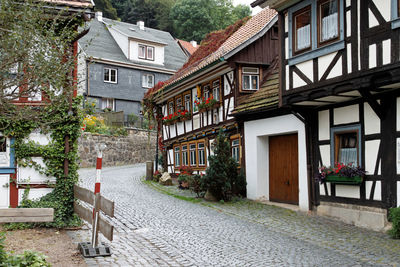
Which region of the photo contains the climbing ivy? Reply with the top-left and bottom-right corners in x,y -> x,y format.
1,97 -> 84,229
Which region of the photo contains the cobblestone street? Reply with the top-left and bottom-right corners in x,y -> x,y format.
69,164 -> 400,266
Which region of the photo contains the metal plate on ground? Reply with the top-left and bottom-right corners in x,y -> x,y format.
78,242 -> 112,258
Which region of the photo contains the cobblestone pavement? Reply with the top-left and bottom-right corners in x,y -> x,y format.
69,164 -> 400,266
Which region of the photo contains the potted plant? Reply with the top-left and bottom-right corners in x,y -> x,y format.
316,163 -> 366,185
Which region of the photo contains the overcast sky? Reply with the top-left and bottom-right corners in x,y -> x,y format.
233,0 -> 262,15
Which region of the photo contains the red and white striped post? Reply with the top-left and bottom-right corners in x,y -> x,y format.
92,143 -> 106,248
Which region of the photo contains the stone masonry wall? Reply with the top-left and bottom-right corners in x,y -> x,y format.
78,129 -> 156,168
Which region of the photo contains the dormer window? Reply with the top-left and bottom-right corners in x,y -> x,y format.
242,67 -> 259,91
138,44 -> 154,61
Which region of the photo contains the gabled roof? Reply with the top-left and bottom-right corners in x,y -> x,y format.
145,7 -> 277,99
79,18 -> 187,72
233,59 -> 279,115
103,18 -> 167,45
177,39 -> 198,56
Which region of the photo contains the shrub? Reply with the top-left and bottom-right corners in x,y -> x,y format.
82,115 -> 127,136
189,174 -> 205,198
202,129 -> 240,201
153,170 -> 162,182
0,233 -> 50,266
389,207 -> 400,239
178,174 -> 191,189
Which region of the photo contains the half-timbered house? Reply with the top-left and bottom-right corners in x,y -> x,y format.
145,8 -> 278,175
253,0 -> 400,230
0,0 -> 93,208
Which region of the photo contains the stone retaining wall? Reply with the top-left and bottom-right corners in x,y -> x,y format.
78,129 -> 156,168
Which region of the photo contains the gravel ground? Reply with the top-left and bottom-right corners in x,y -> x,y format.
68,164 -> 400,267
1,226 -> 86,267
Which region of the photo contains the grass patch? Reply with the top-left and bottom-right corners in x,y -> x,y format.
143,179 -> 201,203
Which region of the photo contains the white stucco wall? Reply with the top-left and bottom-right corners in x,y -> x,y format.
244,114 -> 309,211
0,174 -> 9,208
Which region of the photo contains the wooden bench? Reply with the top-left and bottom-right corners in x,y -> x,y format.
0,208 -> 54,223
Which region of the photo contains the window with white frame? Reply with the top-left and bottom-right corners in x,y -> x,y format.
104,68 -> 117,83
198,142 -> 205,166
184,94 -> 191,111
203,85 -> 210,100
102,98 -> 115,111
232,139 -> 240,163
138,44 -> 155,61
242,67 -> 259,91
142,74 -> 154,88
168,101 -> 174,115
182,144 -> 188,166
174,146 -> 180,167
288,0 -> 343,63
190,143 -> 196,166
212,80 -> 220,101
176,97 -> 182,111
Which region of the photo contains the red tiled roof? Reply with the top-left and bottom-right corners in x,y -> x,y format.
42,0 -> 93,8
145,7 -> 277,99
178,39 -> 198,56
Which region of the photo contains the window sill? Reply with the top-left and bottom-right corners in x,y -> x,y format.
288,40 -> 345,66
104,81 -> 117,84
392,18 -> 400,29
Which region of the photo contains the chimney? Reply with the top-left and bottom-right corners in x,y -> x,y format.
95,11 -> 103,22
137,21 -> 145,31
190,40 -> 197,48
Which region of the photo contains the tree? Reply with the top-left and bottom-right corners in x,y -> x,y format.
202,130 -> 240,201
94,0 -> 119,20
171,0 -> 251,42
118,0 -> 176,34
232,4 -> 252,21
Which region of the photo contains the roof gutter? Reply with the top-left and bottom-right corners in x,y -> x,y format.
88,57 -> 177,75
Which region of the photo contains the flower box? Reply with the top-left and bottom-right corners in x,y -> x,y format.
316,163 -> 366,185
324,175 -> 363,185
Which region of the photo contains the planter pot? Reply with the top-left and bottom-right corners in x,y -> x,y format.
324,175 -> 363,185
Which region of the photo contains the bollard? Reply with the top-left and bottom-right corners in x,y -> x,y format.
146,161 -> 153,181
92,143 -> 106,248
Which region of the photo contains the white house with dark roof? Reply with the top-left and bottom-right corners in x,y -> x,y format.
78,12 -> 188,122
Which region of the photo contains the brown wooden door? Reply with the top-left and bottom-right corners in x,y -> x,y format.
269,134 -> 299,205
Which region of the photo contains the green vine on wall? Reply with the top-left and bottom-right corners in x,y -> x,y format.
0,97 -> 84,229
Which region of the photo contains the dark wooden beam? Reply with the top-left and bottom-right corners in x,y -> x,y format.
357,88 -> 385,119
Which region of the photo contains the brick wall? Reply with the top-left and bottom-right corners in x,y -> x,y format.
78,129 -> 156,168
